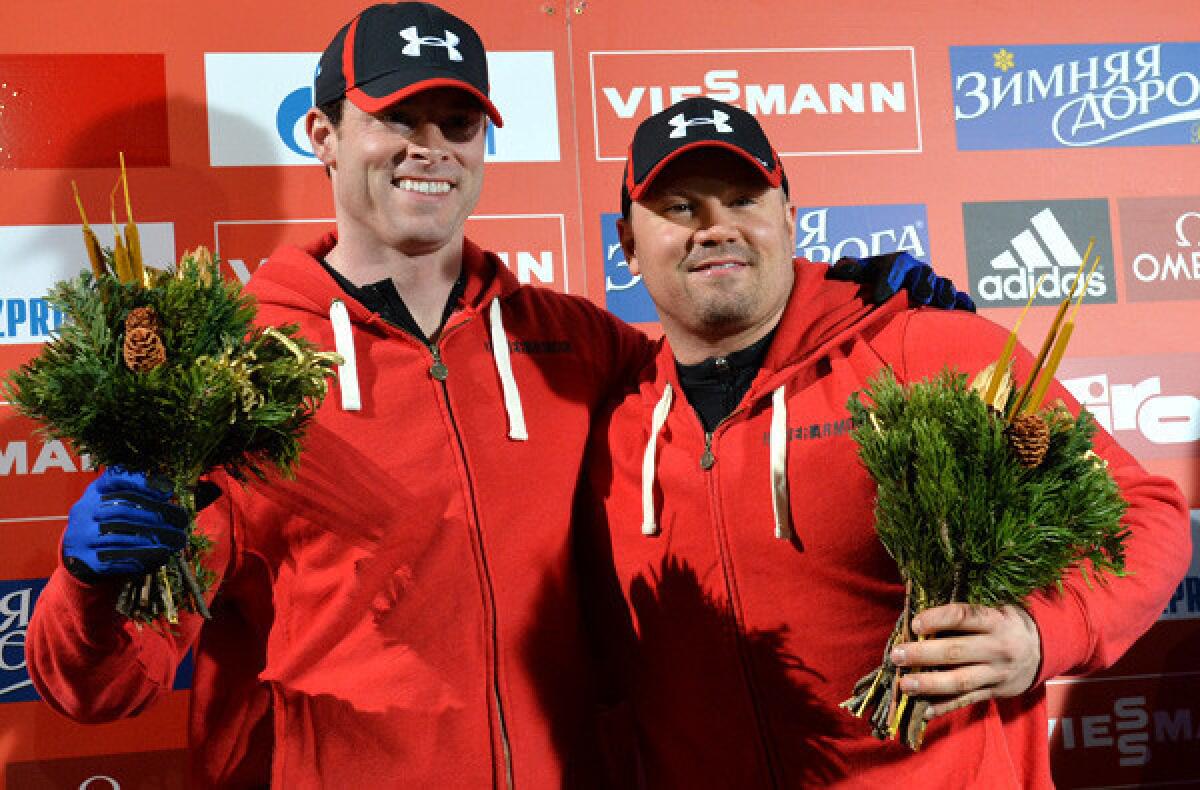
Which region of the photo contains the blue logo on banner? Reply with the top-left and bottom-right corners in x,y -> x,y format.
601,213 -> 659,324
0,578 -> 48,703
951,43 -> 1200,150
276,86 -> 316,158
1,297 -> 65,340
793,204 -> 930,263
0,577 -> 193,702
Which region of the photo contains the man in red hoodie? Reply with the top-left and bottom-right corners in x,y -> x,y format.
581,96 -> 1191,788
27,4 -> 651,787
26,6 -> 969,788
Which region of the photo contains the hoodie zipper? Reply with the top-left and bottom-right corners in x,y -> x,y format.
700,410 -> 783,789
428,327 -> 515,790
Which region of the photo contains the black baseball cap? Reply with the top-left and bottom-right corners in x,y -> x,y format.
621,96 -> 787,215
314,2 -> 503,126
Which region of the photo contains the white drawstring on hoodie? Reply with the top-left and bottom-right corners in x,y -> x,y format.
769,384 -> 792,540
328,297 -> 528,440
329,299 -> 361,412
640,382 -> 792,541
641,383 -> 674,536
489,297 -> 528,441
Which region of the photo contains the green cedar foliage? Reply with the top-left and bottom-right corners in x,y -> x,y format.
5,253 -> 339,491
847,367 -> 1127,610
840,367 -> 1128,748
2,250 -> 341,619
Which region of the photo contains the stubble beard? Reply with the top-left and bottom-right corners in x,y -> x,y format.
683,243 -> 762,331
692,287 -> 759,330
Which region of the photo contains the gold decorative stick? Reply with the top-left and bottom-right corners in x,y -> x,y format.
982,273 -> 1047,407
119,152 -> 146,286
158,566 -> 179,625
110,203 -> 133,283
71,181 -> 107,279
1008,237 -> 1095,418
1024,253 -> 1103,414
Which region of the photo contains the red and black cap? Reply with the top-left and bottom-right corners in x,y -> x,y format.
621,96 -> 786,215
314,2 -> 503,126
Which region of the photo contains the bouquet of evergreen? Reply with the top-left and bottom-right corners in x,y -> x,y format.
2,163 -> 341,624
838,244 -> 1129,750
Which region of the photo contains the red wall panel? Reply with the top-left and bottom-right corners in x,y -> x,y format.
0,1 -> 1196,785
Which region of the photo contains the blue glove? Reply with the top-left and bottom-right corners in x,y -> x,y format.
827,252 -> 976,312
62,468 -> 188,584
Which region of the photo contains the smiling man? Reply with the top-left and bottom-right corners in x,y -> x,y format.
581,96 -> 1190,788
27,6 -> 974,788
27,4 -> 651,787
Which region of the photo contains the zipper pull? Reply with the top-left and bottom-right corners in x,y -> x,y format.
429,345 -> 448,381
700,432 -> 715,470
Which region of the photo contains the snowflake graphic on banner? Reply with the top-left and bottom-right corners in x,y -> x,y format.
993,48 -> 1015,72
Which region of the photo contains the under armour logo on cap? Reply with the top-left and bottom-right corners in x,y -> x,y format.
314,2 -> 503,126
667,109 -> 733,139
621,96 -> 786,207
398,25 -> 464,61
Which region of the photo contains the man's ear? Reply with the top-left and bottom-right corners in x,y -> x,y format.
784,196 -> 797,251
616,216 -> 640,276
307,107 -> 337,168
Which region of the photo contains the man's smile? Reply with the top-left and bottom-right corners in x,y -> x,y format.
392,177 -> 454,195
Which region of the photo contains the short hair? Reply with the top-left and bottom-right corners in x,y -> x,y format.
317,97 -> 344,128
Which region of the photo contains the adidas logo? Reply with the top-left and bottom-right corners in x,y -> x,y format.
976,208 -> 1108,303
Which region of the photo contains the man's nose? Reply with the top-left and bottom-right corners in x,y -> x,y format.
406,123 -> 451,162
693,203 -> 740,246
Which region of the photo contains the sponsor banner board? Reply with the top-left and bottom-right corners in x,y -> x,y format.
0,223 -> 176,345
590,47 -> 921,160
962,199 -> 1116,308
1058,354 -> 1200,460
1117,196 -> 1200,303
951,43 -> 1200,150
206,51 -> 560,166
1047,673 -> 1200,785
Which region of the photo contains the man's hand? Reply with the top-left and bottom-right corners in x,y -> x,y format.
827,252 -> 976,312
888,603 -> 1042,719
62,468 -> 189,584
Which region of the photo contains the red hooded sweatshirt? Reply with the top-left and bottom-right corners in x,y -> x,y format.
28,234 -> 651,788
581,260 -> 1190,789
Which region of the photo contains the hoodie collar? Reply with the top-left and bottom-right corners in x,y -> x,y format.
637,258 -> 904,543
642,258 -> 906,409
263,232 -> 529,436
253,231 -> 521,327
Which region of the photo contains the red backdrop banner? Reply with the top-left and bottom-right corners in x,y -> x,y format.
1,1 -> 1196,785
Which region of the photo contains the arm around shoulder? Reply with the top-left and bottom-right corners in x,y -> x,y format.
558,293 -> 656,399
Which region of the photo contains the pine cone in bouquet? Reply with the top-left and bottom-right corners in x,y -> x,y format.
839,239 -> 1129,750
1007,412 -> 1050,468
839,368 -> 1128,750
2,166 -> 342,624
125,305 -> 162,332
123,306 -> 168,373
123,326 -> 168,373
